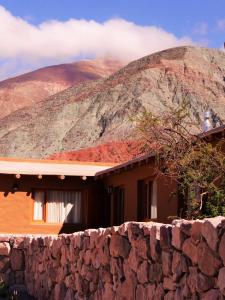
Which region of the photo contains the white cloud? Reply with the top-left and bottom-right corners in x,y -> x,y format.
217,19 -> 225,31
193,22 -> 208,36
0,5 -> 193,79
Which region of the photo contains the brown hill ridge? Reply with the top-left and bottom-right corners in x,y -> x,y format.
49,141 -> 143,163
0,46 -> 224,158
0,59 -> 122,119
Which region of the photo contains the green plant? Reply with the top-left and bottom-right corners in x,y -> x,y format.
136,102 -> 225,219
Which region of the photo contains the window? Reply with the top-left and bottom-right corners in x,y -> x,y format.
111,186 -> 124,226
137,179 -> 157,221
33,190 -> 82,224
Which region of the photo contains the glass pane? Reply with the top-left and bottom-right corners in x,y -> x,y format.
33,191 -> 44,221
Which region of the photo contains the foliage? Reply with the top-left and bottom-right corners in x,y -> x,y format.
136,102 -> 225,219
0,281 -> 9,298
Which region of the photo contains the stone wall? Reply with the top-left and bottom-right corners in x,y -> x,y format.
1,217 -> 225,299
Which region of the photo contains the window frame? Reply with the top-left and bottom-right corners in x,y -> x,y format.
137,177 -> 157,221
31,188 -> 84,225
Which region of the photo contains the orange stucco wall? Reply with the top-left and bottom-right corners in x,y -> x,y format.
102,162 -> 178,224
0,174 -> 100,234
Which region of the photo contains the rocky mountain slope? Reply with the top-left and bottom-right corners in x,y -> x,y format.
0,46 -> 225,159
0,59 -> 122,119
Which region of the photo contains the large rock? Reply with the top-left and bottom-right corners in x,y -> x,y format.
197,241 -> 221,276
218,267 -> 225,296
172,251 -> 188,281
201,217 -> 225,251
202,289 -> 224,300
219,231 -> 225,265
182,238 -> 198,265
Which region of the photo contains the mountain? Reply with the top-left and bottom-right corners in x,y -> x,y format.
48,141 -> 143,163
0,46 -> 225,159
0,59 -> 122,119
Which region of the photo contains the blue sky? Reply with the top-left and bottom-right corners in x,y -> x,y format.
0,0 -> 225,79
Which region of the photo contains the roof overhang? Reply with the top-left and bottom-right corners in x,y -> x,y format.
0,158 -> 116,177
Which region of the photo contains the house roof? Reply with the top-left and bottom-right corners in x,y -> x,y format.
0,157 -> 116,177
95,124 -> 225,178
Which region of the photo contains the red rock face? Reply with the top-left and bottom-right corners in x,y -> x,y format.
48,141 -> 143,163
0,59 -> 123,119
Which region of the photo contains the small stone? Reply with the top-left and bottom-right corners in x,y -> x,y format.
182,238 -> 198,265
187,267 -> 198,294
180,220 -> 193,236
10,249 -> 24,271
137,261 -> 148,284
127,222 -> 144,241
218,267 -> 225,296
149,263 -> 162,283
110,234 -> 131,258
131,238 -> 149,259
196,272 -> 214,293
197,241 -> 221,276
102,283 -> 115,299
110,257 -> 124,280
146,283 -> 156,300
164,291 -> 175,300
172,225 -> 185,250
150,225 -> 161,261
54,282 -> 66,300
117,269 -> 137,299
172,251 -> 188,281
163,277 -> 176,290
160,225 -> 172,251
136,284 -> 147,299
202,289 -> 224,300
15,271 -> 24,284
0,242 -> 10,256
64,288 -> 75,300
0,257 -> 10,272
162,251 -> 172,276
127,248 -> 142,272
191,220 -> 203,244
154,283 -> 165,299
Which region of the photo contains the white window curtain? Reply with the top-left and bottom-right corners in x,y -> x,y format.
47,191 -> 81,224
151,181 -> 157,219
33,191 -> 45,221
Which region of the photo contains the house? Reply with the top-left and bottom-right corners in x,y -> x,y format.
0,158 -> 115,234
96,153 -> 177,225
97,124 -> 225,226
0,125 -> 224,234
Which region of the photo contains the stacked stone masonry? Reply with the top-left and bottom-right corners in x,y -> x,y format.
1,217 -> 225,299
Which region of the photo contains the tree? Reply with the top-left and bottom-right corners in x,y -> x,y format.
136,102 -> 225,219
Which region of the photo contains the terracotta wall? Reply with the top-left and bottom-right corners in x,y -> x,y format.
0,217 -> 225,299
0,174 -> 100,234
103,163 -> 178,224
